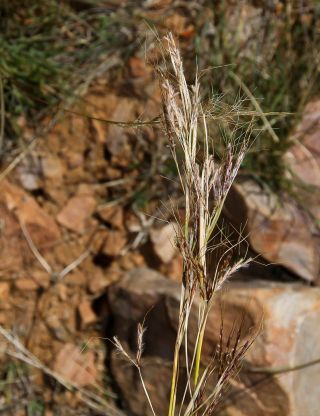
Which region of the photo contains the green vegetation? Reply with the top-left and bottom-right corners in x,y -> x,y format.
27,400 -> 45,416
0,0 -> 136,140
195,0 -> 320,191
0,361 -> 44,415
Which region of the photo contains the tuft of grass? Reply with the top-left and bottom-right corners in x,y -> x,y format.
0,361 -> 44,415
0,0 -> 138,144
27,400 -> 45,416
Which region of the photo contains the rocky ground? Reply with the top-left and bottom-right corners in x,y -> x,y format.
0,1 -> 320,416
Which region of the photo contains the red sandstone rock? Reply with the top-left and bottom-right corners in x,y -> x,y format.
226,180 -> 320,282
106,98 -> 135,161
0,282 -> 10,301
78,300 -> 97,329
149,222 -> 178,264
98,205 -> 124,229
53,343 -> 97,387
2,180 -> 60,246
285,98 -> 320,221
41,155 -> 64,180
57,193 -> 96,233
87,268 -> 110,294
102,230 -> 127,257
108,268 -> 320,416
14,278 -> 39,291
129,56 -> 152,79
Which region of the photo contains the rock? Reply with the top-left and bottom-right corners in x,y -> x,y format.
2,180 -> 60,247
101,230 -> 127,257
160,254 -> 183,281
225,180 -> 320,282
285,98 -> 320,221
65,151 -> 84,169
85,91 -> 118,145
78,300 -> 97,329
108,267 -> 320,416
64,271 -> 87,287
149,222 -> 178,264
13,297 -> 37,338
14,278 -> 39,291
37,289 -> 77,342
18,170 -> 40,191
0,203 -> 24,272
97,205 -> 124,229
41,155 -> 64,180
0,311 -> 10,325
144,0 -> 173,9
44,188 -> 69,210
13,411 -> 26,416
32,270 -> 50,289
129,56 -> 152,79
53,343 -> 97,387
56,283 -> 68,301
165,14 -> 191,37
45,315 -> 70,342
17,155 -> 42,191
105,166 -> 122,180
222,282 -> 320,416
106,98 -> 135,164
0,282 -> 10,302
57,193 -> 96,233
125,211 -> 141,233
87,268 -> 110,294
108,269 -> 178,416
118,252 -> 145,270
52,240 -> 84,271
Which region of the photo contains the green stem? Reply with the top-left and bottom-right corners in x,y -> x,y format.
168,343 -> 180,416
193,315 -> 207,386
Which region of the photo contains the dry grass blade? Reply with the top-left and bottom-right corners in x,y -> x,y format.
113,322 -> 157,416
230,71 -> 280,144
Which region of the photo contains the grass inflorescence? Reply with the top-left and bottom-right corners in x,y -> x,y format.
114,33 -> 257,416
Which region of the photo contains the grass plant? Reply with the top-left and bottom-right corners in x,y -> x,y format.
114,33 -> 256,416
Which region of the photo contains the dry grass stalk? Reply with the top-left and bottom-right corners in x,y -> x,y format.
158,33 -> 254,416
113,320 -> 156,416
111,33 -> 255,416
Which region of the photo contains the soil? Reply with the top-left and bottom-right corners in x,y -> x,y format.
0,46 -> 186,415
